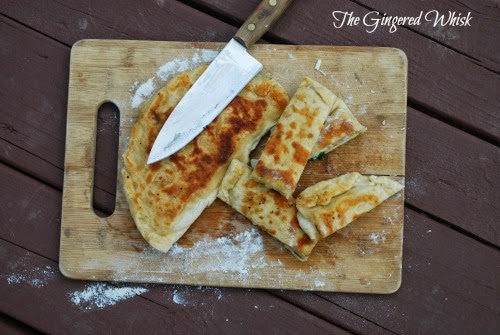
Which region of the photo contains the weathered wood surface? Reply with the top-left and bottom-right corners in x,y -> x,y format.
0,313 -> 39,335
2,163 -> 498,334
1,0 -> 499,333
1,240 -> 346,334
406,108 -> 500,245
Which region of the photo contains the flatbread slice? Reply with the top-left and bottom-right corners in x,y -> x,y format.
296,172 -> 403,239
251,77 -> 336,198
310,97 -> 367,160
122,66 -> 289,253
218,159 -> 318,261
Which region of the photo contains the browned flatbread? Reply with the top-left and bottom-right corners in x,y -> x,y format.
122,66 -> 289,253
251,77 -> 336,198
218,159 -> 318,261
296,172 -> 403,239
310,96 -> 367,159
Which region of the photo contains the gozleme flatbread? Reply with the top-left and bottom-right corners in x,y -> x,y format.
251,77 -> 336,198
218,159 -> 318,261
310,96 -> 367,160
296,172 -> 403,239
122,66 -> 289,253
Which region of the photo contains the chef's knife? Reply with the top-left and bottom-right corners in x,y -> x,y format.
147,0 -> 294,164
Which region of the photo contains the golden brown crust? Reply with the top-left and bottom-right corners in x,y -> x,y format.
251,77 -> 336,198
310,98 -> 367,159
296,174 -> 403,239
218,160 -> 318,261
122,66 -> 289,252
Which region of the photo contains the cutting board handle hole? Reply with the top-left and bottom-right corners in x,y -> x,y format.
93,101 -> 120,217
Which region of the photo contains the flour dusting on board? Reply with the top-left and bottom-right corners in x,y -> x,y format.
131,78 -> 155,108
68,283 -> 148,310
369,231 -> 387,244
130,49 -> 219,108
314,279 -> 326,287
167,228 -> 273,275
357,104 -> 368,115
79,224 -> 284,284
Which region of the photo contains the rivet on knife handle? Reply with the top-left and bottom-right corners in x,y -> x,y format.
234,0 -> 294,49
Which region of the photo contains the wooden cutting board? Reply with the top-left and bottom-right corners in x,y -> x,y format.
61,40 -> 407,293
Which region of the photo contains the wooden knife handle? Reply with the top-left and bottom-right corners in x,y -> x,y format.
234,0 -> 294,49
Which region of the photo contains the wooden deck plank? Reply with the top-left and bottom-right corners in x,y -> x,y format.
1,0 -> 234,44
2,15 -> 498,244
1,163 -> 497,334
1,165 -> 61,259
353,0 -> 500,72
0,16 -> 68,170
0,239 -> 346,335
316,209 -> 499,334
0,17 -> 115,213
406,107 -> 500,245
270,290 -> 395,335
0,313 -> 40,335
185,0 -> 500,142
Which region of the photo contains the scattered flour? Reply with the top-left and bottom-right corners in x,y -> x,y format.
168,228 -> 271,275
343,94 -> 353,107
130,49 -> 219,108
167,285 -> 224,306
4,264 -> 56,288
131,78 -> 155,108
156,59 -> 191,81
314,279 -> 326,287
68,282 -> 148,310
369,231 -> 387,244
357,104 -> 368,115
4,264 -> 150,310
197,286 -> 224,301
128,80 -> 139,92
91,225 -> 284,284
172,290 -> 188,306
78,18 -> 88,30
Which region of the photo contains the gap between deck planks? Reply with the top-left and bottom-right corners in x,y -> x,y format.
1,14 -> 499,245
1,162 -> 498,334
0,313 -> 41,335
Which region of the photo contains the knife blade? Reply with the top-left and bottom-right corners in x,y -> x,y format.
147,0 -> 294,164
